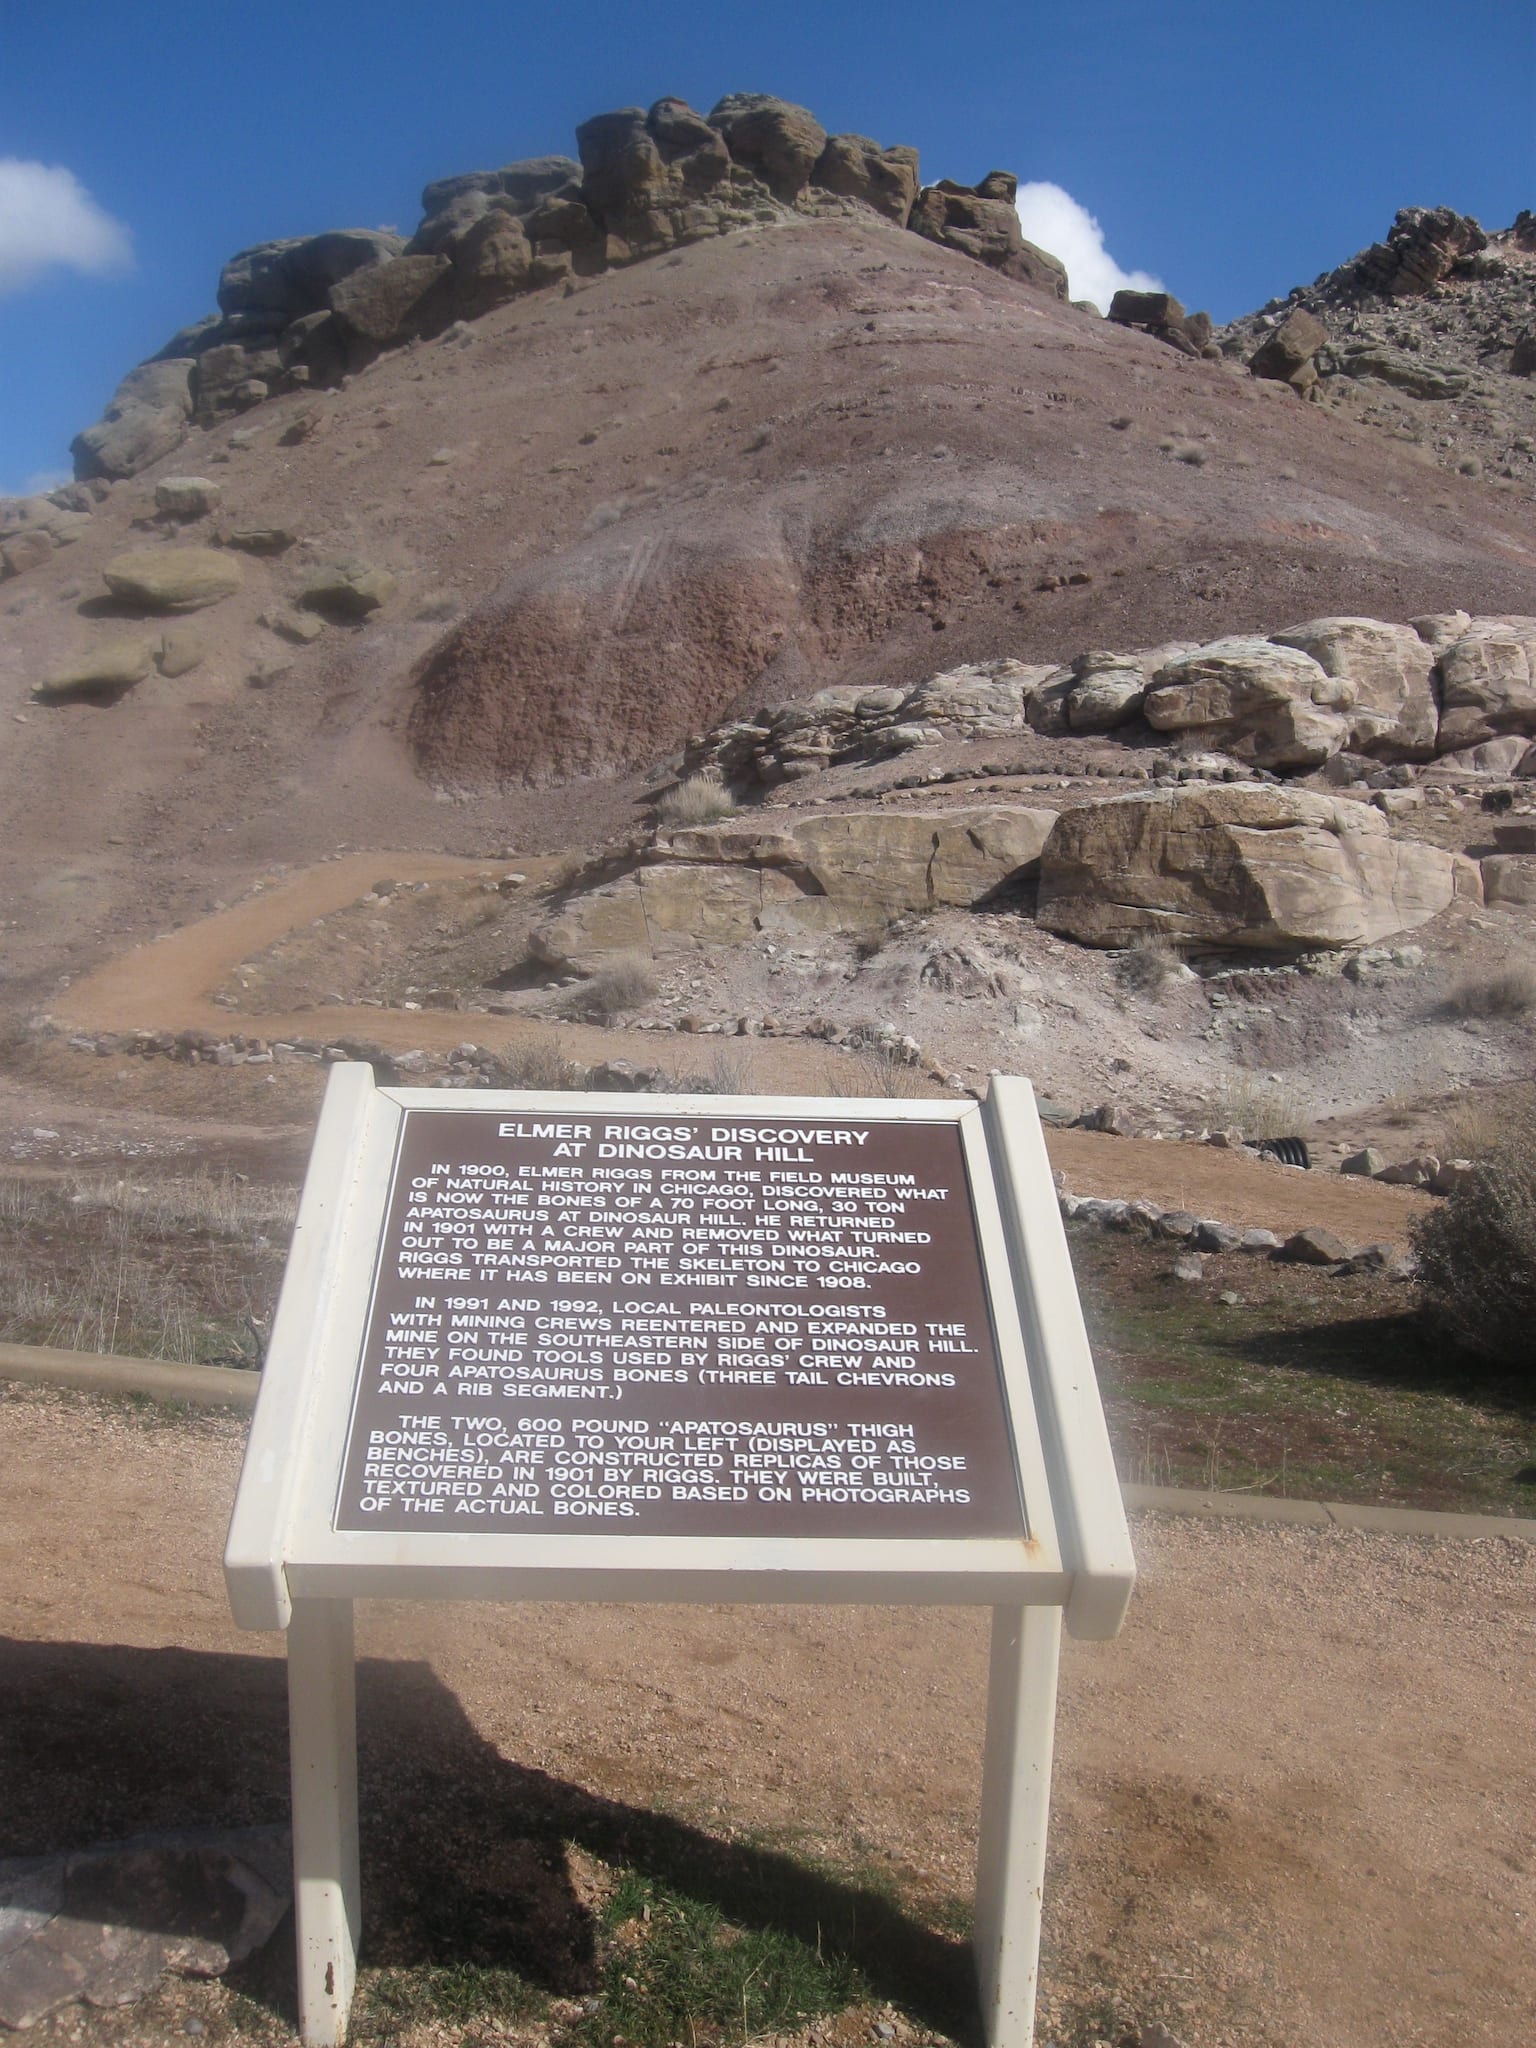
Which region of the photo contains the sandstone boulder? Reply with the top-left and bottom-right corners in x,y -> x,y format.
1036,782 -> 1469,951
102,548 -> 243,613
532,804 -> 1056,966
708,94 -> 826,200
218,229 -> 406,326
1,529 -> 53,578
299,559 -> 396,616
908,178 -> 1068,297
1481,855 -> 1536,906
329,253 -> 451,347
1067,652 -> 1150,733
1434,617 -> 1536,751
155,630 -> 205,678
811,134 -> 920,223
1270,616 -> 1438,759
1248,307 -> 1328,390
155,476 -> 221,520
1144,637 -> 1351,769
447,210 -> 532,312
35,636 -> 158,698
71,360 -> 194,480
577,101 -> 739,253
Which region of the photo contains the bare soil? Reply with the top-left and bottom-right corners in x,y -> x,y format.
0,1386 -> 1531,2048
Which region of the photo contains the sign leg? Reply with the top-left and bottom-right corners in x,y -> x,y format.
973,1602 -> 1062,2048
287,1597 -> 361,2046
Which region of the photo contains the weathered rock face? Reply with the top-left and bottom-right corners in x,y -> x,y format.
811,134 -> 920,224
908,175 -> 1068,297
1481,855 -> 1536,906
1269,616 -> 1439,759
1434,617 -> 1536,750
531,804 -> 1056,966
1143,637 -> 1350,769
1036,782 -> 1472,950
100,547 -> 243,613
1346,206 -> 1488,298
218,229 -> 406,328
71,360 -> 194,480
707,94 -> 827,200
329,252 -> 452,350
577,99 -> 753,254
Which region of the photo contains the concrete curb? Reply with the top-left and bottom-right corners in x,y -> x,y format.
3,1346 -> 1532,1542
0,1342 -> 259,1410
1123,1481 -> 1536,1544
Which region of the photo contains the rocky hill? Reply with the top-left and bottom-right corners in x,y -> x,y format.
0,93 -> 1533,1160
1219,205 -> 1536,491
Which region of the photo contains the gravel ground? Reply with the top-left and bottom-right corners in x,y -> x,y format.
1,1387 -> 1532,2047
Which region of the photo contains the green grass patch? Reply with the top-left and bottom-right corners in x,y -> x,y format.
582,1870 -> 869,2048
1070,1226 -> 1536,1513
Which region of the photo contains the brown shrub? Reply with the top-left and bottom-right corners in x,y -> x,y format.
1411,1098 -> 1536,1372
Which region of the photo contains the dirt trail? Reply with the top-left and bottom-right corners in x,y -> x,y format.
0,1388 -> 1530,2048
47,852 -> 1436,1243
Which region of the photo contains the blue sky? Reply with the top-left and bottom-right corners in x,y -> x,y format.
2,0 -> 1532,494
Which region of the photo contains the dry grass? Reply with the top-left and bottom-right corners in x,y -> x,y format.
480,1035 -> 586,1091
557,955 -> 659,1022
1115,935 -> 1182,994
1443,965 -> 1536,1019
1208,1074 -> 1312,1141
656,775 -> 737,828
0,1171 -> 294,1365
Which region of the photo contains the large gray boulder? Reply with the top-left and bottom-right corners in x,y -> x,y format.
1434,617 -> 1536,752
1036,782 -> 1472,950
1270,616 -> 1439,759
217,229 -> 405,327
414,157 -> 581,251
71,360 -> 194,480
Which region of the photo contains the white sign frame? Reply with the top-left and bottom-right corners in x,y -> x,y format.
225,1066 -> 1133,2047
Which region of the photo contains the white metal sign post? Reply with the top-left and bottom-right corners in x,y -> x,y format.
225,1068 -> 1133,2047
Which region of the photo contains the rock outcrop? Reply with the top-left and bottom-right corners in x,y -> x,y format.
530,804 -> 1055,968
1035,782 -> 1473,950
1108,290 -> 1218,359
68,93 -> 1091,479
908,172 -> 1066,297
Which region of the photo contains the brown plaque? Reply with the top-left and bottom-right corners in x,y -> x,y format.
333,1108 -> 1026,1539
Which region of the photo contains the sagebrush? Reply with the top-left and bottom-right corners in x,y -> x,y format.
1411,1099 -> 1536,1373
558,955 -> 658,1022
656,775 -> 736,828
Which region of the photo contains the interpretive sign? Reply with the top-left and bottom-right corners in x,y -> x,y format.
334,1108 -> 1024,1539
225,1068 -> 1134,2048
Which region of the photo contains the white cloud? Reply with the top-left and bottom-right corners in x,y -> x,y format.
1014,182 -> 1161,313
0,159 -> 133,296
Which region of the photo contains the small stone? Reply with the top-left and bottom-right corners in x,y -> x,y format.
102,547 -> 243,613
1374,1154 -> 1439,1188
1137,2025 -> 1189,2048
154,476 -> 221,519
1155,1210 -> 1199,1241
225,526 -> 297,554
1340,1147 -> 1386,1177
1238,1227 -> 1283,1254
1217,1289 -> 1241,1305
156,631 -> 205,678
1171,1252 -> 1205,1282
36,635 -> 157,697
1277,1225 -> 1352,1265
261,607 -> 325,644
1194,1218 -> 1242,1253
300,557 -> 397,617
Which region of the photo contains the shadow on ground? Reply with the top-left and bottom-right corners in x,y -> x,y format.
0,1638 -> 977,2039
